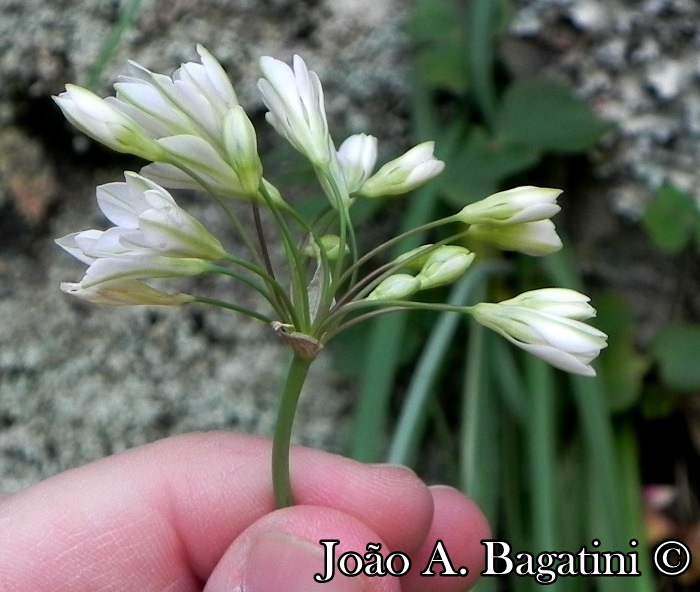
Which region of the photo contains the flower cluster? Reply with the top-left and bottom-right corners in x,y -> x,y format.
55,48 -> 606,378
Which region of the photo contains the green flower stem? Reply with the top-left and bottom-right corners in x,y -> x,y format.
259,184 -> 312,330
333,229 -> 474,309
336,216 -> 462,288
192,296 -> 273,324
206,263 -> 286,319
272,352 -> 314,508
218,253 -> 296,321
314,167 -> 357,324
251,200 -> 277,281
161,155 -> 266,271
85,0 -> 142,90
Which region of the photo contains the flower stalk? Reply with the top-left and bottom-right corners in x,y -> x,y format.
272,352 -> 314,508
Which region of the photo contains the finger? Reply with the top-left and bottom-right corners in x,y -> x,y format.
402,486 -> 491,592
0,432 -> 433,592
204,505 -> 401,592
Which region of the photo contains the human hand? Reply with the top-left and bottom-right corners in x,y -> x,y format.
0,432 -> 489,591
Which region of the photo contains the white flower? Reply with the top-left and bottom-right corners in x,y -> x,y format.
53,85 -> 162,160
455,186 -> 562,225
471,288 -> 608,376
57,172 -> 226,262
258,55 -> 333,166
337,134 -> 378,193
466,220 -> 562,256
358,142 -> 445,197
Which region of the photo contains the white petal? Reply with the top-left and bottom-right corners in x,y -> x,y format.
157,135 -> 238,187
140,163 -> 202,191
81,254 -> 207,288
96,181 -> 147,228
515,342 -> 597,376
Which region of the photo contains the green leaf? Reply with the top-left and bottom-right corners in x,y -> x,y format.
641,185 -> 700,254
414,41 -> 468,94
594,293 -> 649,412
440,128 -> 540,206
407,0 -> 467,93
405,0 -> 458,41
496,80 -> 613,153
651,324 -> 700,392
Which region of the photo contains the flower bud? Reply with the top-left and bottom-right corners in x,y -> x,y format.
366,274 -> 421,301
302,235 -> 348,262
466,220 -> 562,256
415,246 -> 475,290
455,186 -> 562,225
337,133 -> 378,193
392,244 -> 434,271
358,142 -> 444,197
471,288 -> 608,376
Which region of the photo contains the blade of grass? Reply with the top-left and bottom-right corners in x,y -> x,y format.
461,0 -> 500,129
85,0 -> 143,90
388,265 -> 494,466
490,337 -> 528,424
350,76 -> 461,461
525,357 -> 557,556
616,420 -> 656,592
461,320 -> 499,592
499,411 -> 530,592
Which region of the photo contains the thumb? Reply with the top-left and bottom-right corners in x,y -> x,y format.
204,505 -> 400,592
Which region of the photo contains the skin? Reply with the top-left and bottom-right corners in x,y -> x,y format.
0,432 -> 490,592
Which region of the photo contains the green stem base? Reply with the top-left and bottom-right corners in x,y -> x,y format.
272,353 -> 313,508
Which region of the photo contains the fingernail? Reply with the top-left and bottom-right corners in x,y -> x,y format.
243,532 -> 367,592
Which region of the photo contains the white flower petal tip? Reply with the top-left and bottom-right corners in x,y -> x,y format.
471,288 -> 608,376
358,141 -> 444,197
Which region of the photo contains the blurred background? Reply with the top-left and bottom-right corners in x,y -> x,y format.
1,1 -> 699,590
